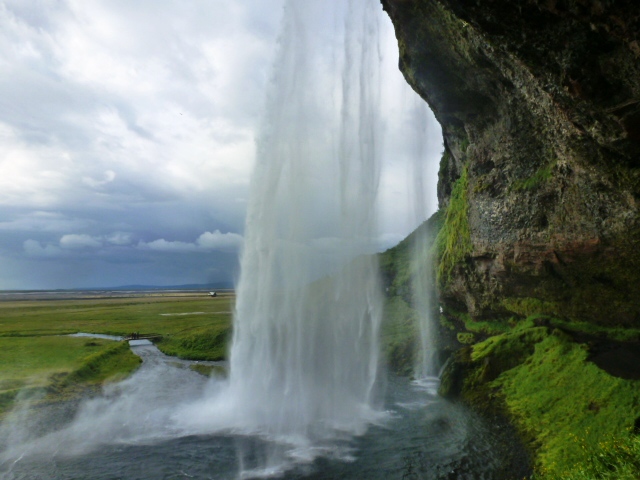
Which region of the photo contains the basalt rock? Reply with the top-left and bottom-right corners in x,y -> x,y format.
382,0 -> 640,327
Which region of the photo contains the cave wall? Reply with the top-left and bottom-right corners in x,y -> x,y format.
382,0 -> 640,326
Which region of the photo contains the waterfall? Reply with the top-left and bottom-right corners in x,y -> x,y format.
170,0 -> 441,473
408,101 -> 439,384
226,0 -> 384,451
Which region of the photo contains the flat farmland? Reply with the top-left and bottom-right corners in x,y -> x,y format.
0,293 -> 234,415
0,293 -> 234,337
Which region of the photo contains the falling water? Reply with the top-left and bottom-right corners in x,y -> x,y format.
408,100 -> 440,384
0,3 -> 532,478
222,0 -> 385,466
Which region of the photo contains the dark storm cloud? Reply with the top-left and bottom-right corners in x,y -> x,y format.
0,0 -> 441,289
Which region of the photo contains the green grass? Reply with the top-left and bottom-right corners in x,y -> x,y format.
0,336 -> 120,388
0,295 -> 234,415
0,337 -> 141,415
156,323 -> 229,360
0,295 -> 234,337
51,341 -> 142,392
465,326 -> 640,477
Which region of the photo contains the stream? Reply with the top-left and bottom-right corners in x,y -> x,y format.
0,341 -> 530,479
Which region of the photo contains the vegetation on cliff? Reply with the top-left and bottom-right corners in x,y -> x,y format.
439,314 -> 640,478
434,164 -> 471,285
381,0 -> 640,475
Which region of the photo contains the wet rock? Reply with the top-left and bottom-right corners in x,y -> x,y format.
382,0 -> 640,328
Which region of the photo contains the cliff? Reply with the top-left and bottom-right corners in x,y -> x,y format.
381,0 -> 640,477
383,0 -> 640,326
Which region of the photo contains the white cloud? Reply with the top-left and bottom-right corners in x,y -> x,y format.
59,234 -> 102,249
196,230 -> 243,250
138,230 -> 243,253
106,232 -> 133,246
139,239 -> 198,253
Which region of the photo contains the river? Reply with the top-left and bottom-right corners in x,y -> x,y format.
0,342 -> 530,479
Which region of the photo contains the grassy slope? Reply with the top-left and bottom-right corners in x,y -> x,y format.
0,337 -> 141,415
452,318 -> 640,478
378,210 -> 444,375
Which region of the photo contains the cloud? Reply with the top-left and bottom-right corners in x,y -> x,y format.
82,170 -> 116,188
138,230 -> 243,253
59,234 -> 103,249
0,0 -> 443,290
196,230 -> 244,250
106,232 -> 133,246
23,239 -> 63,257
139,239 -> 197,253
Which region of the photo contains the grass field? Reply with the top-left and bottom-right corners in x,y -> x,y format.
0,294 -> 234,337
0,293 -> 234,415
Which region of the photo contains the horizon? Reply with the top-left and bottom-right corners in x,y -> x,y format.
0,1 -> 442,290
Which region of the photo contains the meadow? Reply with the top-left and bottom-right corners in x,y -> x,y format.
0,293 -> 233,415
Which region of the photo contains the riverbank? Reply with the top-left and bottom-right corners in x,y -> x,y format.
0,293 -> 234,417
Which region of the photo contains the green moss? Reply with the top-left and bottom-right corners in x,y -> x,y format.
502,297 -> 559,317
511,164 -> 553,191
444,306 -> 512,336
442,322 -> 640,476
439,314 -> 457,331
473,174 -> 493,194
459,137 -> 470,154
434,165 -> 471,284
550,434 -> 640,479
438,149 -> 451,187
472,328 -> 640,476
551,319 -> 640,342
457,332 -> 476,344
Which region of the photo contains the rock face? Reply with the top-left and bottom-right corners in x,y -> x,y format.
383,0 -> 640,327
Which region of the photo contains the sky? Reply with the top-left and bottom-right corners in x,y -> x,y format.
0,0 -> 442,290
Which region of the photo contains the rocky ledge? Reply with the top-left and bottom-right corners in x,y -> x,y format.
383,0 -> 640,326
381,0 -> 640,477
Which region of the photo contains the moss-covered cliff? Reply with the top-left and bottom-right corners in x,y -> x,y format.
383,0 -> 640,326
382,0 -> 640,477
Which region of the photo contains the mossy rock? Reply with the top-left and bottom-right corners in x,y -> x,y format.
456,332 -> 476,345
